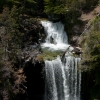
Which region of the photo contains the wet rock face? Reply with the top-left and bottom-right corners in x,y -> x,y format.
70,36 -> 79,46
20,45 -> 45,100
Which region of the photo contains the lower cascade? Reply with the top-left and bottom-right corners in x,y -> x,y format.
45,56 -> 81,100
41,20 -> 81,100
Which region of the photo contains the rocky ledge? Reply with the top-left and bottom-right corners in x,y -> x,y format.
18,43 -> 45,100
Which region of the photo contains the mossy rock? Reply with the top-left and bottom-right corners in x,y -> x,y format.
35,54 -> 44,62
42,49 -> 63,61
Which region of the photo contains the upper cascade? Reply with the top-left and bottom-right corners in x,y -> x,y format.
41,20 -> 70,51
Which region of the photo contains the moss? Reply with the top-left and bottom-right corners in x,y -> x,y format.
35,54 -> 44,62
42,49 -> 64,60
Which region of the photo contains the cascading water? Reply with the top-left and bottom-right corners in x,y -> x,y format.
41,20 -> 81,100
41,20 -> 70,51
45,56 -> 81,100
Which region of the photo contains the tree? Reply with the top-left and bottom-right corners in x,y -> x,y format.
0,6 -> 26,100
80,16 -> 100,99
44,0 -> 67,15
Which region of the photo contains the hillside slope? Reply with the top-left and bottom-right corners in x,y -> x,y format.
80,5 -> 100,27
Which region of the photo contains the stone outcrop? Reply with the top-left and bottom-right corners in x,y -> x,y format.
19,15 -> 45,47
19,44 -> 45,100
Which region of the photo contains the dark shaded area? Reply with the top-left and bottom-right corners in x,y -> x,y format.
81,71 -> 100,100
81,72 -> 92,100
23,60 -> 45,100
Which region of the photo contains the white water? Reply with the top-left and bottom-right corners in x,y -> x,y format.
41,20 -> 70,51
41,20 -> 81,100
45,56 -> 81,100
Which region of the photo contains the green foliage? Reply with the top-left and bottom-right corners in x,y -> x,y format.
44,0 -> 67,14
84,0 -> 99,9
0,7 -> 26,99
81,29 -> 100,69
0,0 -> 38,16
0,0 -> 36,6
44,0 -> 87,15
80,17 -> 100,99
0,6 -> 24,48
42,49 -> 63,60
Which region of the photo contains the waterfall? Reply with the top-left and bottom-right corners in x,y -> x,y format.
41,20 -> 81,100
41,20 -> 70,51
45,56 -> 81,100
